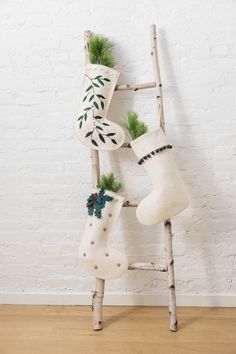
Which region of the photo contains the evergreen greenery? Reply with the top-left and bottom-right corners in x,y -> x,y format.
123,111 -> 148,140
89,35 -> 116,68
97,172 -> 123,193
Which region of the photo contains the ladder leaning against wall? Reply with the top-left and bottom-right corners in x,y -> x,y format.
84,24 -> 178,332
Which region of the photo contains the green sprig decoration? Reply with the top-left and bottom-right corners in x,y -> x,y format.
97,173 -> 123,193
123,111 -> 148,141
89,35 -> 116,68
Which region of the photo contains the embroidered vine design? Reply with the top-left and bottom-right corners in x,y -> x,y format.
77,74 -> 117,147
86,188 -> 113,219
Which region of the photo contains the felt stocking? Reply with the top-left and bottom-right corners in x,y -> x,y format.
130,128 -> 189,225
79,188 -> 128,280
75,64 -> 125,150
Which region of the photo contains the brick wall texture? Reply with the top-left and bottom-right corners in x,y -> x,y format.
0,0 -> 236,299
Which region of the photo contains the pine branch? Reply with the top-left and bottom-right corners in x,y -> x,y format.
89,35 -> 116,68
97,173 -> 123,193
123,111 -> 148,140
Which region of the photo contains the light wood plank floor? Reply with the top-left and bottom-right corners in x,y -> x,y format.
0,305 -> 235,354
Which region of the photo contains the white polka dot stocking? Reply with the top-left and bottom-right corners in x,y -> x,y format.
79,189 -> 128,280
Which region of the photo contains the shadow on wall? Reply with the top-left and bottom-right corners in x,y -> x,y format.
159,28 -> 234,297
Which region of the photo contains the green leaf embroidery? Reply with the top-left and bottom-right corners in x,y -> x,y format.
97,94 -> 105,99
99,134 -> 105,143
98,79 -> 104,86
88,207 -> 94,216
104,195 -> 113,202
86,188 -> 114,218
85,131 -> 93,137
86,85 -> 93,92
95,210 -> 102,218
94,101 -> 99,109
91,139 -> 98,147
81,75 -> 114,146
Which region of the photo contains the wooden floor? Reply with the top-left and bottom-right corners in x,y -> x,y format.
0,306 -> 235,354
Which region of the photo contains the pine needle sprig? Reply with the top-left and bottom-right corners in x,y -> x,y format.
123,111 -> 148,140
97,172 -> 123,193
89,35 -> 116,68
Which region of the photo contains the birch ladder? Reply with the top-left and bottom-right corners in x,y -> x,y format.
84,24 -> 178,332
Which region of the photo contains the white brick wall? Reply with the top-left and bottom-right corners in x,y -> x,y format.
0,0 -> 236,305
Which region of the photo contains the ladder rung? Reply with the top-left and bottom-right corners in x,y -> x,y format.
115,81 -> 156,92
121,142 -> 131,148
123,201 -> 138,208
128,262 -> 168,272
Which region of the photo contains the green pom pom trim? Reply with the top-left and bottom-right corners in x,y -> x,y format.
138,145 -> 173,166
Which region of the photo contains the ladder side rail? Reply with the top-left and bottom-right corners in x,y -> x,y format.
84,30 -> 105,331
150,24 -> 178,332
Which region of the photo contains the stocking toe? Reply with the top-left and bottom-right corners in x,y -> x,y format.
79,249 -> 128,280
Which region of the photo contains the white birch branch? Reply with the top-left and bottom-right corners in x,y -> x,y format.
128,262 -> 167,272
84,29 -> 105,331
123,201 -> 138,208
115,82 -> 156,91
150,24 -> 178,332
164,219 -> 177,331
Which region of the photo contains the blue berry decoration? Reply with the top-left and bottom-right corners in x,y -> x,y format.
86,188 -> 113,219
